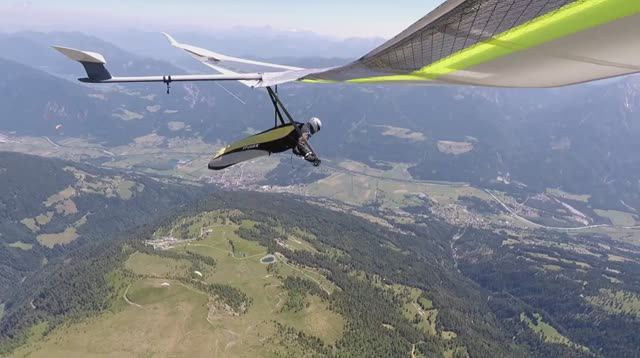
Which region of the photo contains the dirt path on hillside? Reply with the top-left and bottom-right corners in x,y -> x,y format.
123,284 -> 142,308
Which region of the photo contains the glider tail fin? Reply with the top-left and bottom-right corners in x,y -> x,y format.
52,46 -> 112,82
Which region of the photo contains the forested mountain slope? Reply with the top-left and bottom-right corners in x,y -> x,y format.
0,152 -> 207,309
2,187 -> 618,357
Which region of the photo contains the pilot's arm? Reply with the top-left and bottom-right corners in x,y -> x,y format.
297,124 -> 321,166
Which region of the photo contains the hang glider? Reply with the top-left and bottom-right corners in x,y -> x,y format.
52,0 -> 640,170
55,0 -> 640,89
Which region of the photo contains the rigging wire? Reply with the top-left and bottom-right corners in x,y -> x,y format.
215,83 -> 246,105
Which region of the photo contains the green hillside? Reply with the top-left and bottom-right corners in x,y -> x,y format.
1,187 -> 602,357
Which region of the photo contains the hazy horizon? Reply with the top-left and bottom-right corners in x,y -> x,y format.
0,1 -> 441,39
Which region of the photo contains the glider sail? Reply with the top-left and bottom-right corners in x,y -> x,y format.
162,33 -> 302,87
55,0 -> 640,88
304,0 -> 640,87
208,124 -> 297,170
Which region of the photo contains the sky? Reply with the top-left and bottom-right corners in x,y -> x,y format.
0,0 -> 442,38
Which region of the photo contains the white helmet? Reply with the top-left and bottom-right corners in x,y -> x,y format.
309,117 -> 322,134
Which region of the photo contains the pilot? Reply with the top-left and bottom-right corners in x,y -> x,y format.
292,117 -> 322,166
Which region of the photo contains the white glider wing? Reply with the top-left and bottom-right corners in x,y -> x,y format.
52,45 -> 264,84
161,33 -> 304,87
162,33 -> 301,72
53,35 -> 311,88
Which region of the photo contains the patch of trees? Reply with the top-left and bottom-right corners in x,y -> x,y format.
133,242 -> 217,269
271,321 -> 331,357
282,290 -> 305,313
188,279 -> 251,314
458,195 -> 503,215
237,222 -> 281,254
283,277 -> 328,300
170,222 -> 192,239
281,277 -> 327,313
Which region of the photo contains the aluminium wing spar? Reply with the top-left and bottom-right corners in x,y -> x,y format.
52,46 -> 264,85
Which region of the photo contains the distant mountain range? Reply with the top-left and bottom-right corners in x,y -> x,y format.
0,31 -> 639,211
